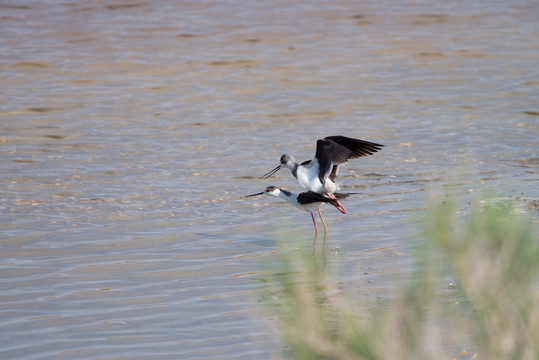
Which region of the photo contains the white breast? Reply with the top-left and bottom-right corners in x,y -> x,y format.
299,201 -> 324,213
296,160 -> 337,194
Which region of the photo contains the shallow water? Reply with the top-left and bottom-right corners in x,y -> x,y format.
1,0 -> 538,359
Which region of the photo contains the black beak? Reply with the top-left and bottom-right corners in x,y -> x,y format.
245,192 -> 264,198
261,165 -> 282,179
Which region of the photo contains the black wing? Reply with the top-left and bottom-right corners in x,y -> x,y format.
297,191 -> 332,205
315,136 -> 384,183
297,191 -> 355,206
328,165 -> 339,182
315,139 -> 352,184
324,136 -> 384,159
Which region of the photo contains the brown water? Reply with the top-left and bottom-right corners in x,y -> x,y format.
1,1 -> 538,359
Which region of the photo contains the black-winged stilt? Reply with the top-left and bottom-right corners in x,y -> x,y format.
262,135 -> 383,212
246,186 -> 355,253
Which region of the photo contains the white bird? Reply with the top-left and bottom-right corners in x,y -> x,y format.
262,136 -> 383,212
246,186 -> 355,253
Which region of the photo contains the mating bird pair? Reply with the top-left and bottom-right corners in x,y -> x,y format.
247,136 -> 384,251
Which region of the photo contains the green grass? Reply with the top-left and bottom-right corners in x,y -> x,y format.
262,195 -> 539,359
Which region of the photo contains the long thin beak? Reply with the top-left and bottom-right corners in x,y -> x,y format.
262,165 -> 282,179
245,192 -> 264,198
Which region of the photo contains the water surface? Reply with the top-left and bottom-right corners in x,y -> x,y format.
1,1 -> 538,359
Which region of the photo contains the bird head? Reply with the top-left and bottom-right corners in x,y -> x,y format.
245,186 -> 281,198
262,154 -> 296,179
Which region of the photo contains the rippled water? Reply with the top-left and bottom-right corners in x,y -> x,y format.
1,1 -> 538,359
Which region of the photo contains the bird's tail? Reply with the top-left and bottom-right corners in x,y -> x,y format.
332,192 -> 360,199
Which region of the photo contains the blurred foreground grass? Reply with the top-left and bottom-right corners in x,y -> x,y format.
262,196 -> 539,359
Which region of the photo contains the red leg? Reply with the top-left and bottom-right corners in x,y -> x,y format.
311,212 -> 319,235
318,209 -> 328,233
325,193 -> 347,214
311,212 -> 318,254
318,209 -> 328,252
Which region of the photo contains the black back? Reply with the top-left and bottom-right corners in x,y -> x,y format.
297,191 -> 332,205
297,191 -> 352,206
